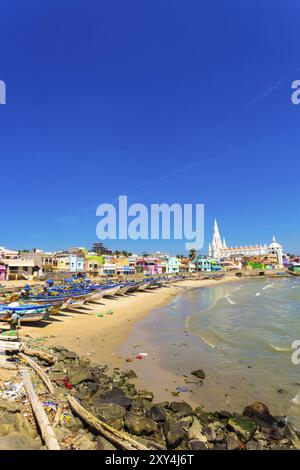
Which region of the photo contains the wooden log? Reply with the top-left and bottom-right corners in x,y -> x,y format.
21,347 -> 56,364
19,353 -> 55,394
67,395 -> 154,451
53,403 -> 64,428
21,369 -> 60,450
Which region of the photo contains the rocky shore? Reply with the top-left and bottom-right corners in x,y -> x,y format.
0,340 -> 300,451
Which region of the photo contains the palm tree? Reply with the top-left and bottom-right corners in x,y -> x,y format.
189,249 -> 196,260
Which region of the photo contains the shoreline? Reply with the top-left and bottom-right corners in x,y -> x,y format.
21,276 -> 239,372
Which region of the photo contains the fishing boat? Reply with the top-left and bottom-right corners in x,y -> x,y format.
0,303 -> 52,322
287,263 -> 300,277
287,269 -> 300,277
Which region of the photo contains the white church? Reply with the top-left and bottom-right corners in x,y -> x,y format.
208,220 -> 284,267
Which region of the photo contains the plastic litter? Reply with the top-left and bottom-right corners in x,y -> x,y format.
138,352 -> 148,357
135,355 -> 143,360
63,376 -> 73,390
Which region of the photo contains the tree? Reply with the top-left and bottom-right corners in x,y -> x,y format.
189,249 -> 196,260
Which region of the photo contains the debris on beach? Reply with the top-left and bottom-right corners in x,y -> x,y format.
0,339 -> 299,451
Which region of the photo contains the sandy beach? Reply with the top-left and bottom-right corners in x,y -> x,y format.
19,276 -> 238,373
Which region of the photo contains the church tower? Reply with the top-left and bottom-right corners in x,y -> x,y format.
211,219 -> 223,258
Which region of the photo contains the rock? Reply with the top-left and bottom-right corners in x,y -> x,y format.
110,418 -> 124,431
188,417 -> 208,443
243,402 -> 275,425
169,401 -> 193,418
92,403 -> 126,423
14,413 -> 38,438
60,414 -> 83,431
226,432 -> 241,450
138,390 -> 154,401
56,349 -> 78,361
246,440 -> 263,450
213,443 -> 227,450
125,413 -> 158,436
150,405 -> 167,423
94,386 -> 131,410
123,369 -> 137,379
188,440 -> 208,450
0,411 -> 17,437
68,367 -> 92,385
96,436 -> 117,450
227,416 -> 257,443
77,382 -> 99,402
191,369 -> 206,379
260,424 -> 284,441
73,433 -> 97,450
285,425 -> 300,450
0,432 -> 41,450
0,399 -> 21,413
54,426 -> 72,443
178,416 -> 193,432
214,410 -> 232,420
163,416 -> 185,448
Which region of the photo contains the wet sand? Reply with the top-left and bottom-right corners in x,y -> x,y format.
20,276 -> 238,372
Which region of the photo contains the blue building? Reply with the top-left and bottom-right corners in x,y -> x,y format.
194,255 -> 222,272
69,255 -> 85,273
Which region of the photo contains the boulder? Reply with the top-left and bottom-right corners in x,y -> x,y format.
191,369 -> 206,379
0,399 -> 21,414
227,416 -> 257,443
125,413 -> 158,436
73,433 -> 97,450
0,432 -> 41,450
226,432 -> 241,450
150,405 -> 167,423
188,417 -> 208,443
122,369 -> 137,380
96,436 -> 117,450
243,402 -> 275,425
163,416 -> 185,448
68,367 -> 92,385
188,440 -> 208,450
14,413 -> 38,438
138,390 -> 154,401
0,411 -> 17,437
92,403 -> 126,423
94,386 -> 131,410
169,401 -> 193,418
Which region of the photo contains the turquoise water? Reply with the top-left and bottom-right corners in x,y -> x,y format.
120,278 -> 300,428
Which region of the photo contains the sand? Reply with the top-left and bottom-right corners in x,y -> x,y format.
20,276 -> 238,369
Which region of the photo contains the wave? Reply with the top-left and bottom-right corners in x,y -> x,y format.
262,283 -> 274,291
269,343 -> 292,353
225,295 -> 236,305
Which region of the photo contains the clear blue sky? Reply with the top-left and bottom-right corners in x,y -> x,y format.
1,1 -> 300,254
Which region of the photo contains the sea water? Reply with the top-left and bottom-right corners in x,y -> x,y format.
120,278 -> 300,428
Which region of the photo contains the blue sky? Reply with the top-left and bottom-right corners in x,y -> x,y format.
0,1 -> 300,254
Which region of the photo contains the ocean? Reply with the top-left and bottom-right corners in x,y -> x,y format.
119,278 -> 300,428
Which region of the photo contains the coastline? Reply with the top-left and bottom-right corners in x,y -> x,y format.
21,276 -> 239,372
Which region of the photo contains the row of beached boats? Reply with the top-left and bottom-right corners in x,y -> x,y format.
0,276 -> 183,323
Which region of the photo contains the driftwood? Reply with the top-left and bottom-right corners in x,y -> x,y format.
21,347 -> 56,364
19,353 -> 55,394
53,403 -> 64,428
21,369 -> 60,450
67,395 -> 153,451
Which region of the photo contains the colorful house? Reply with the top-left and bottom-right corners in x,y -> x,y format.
69,255 -> 85,273
194,256 -> 222,272
0,262 -> 6,281
85,255 -> 103,277
166,257 -> 180,274
135,257 -> 159,275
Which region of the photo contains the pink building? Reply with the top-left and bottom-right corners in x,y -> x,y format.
135,257 -> 160,275
0,263 -> 6,281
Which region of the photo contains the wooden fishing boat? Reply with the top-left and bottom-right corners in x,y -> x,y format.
287,269 -> 300,277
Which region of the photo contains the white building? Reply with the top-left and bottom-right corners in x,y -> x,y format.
208,220 -> 283,267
